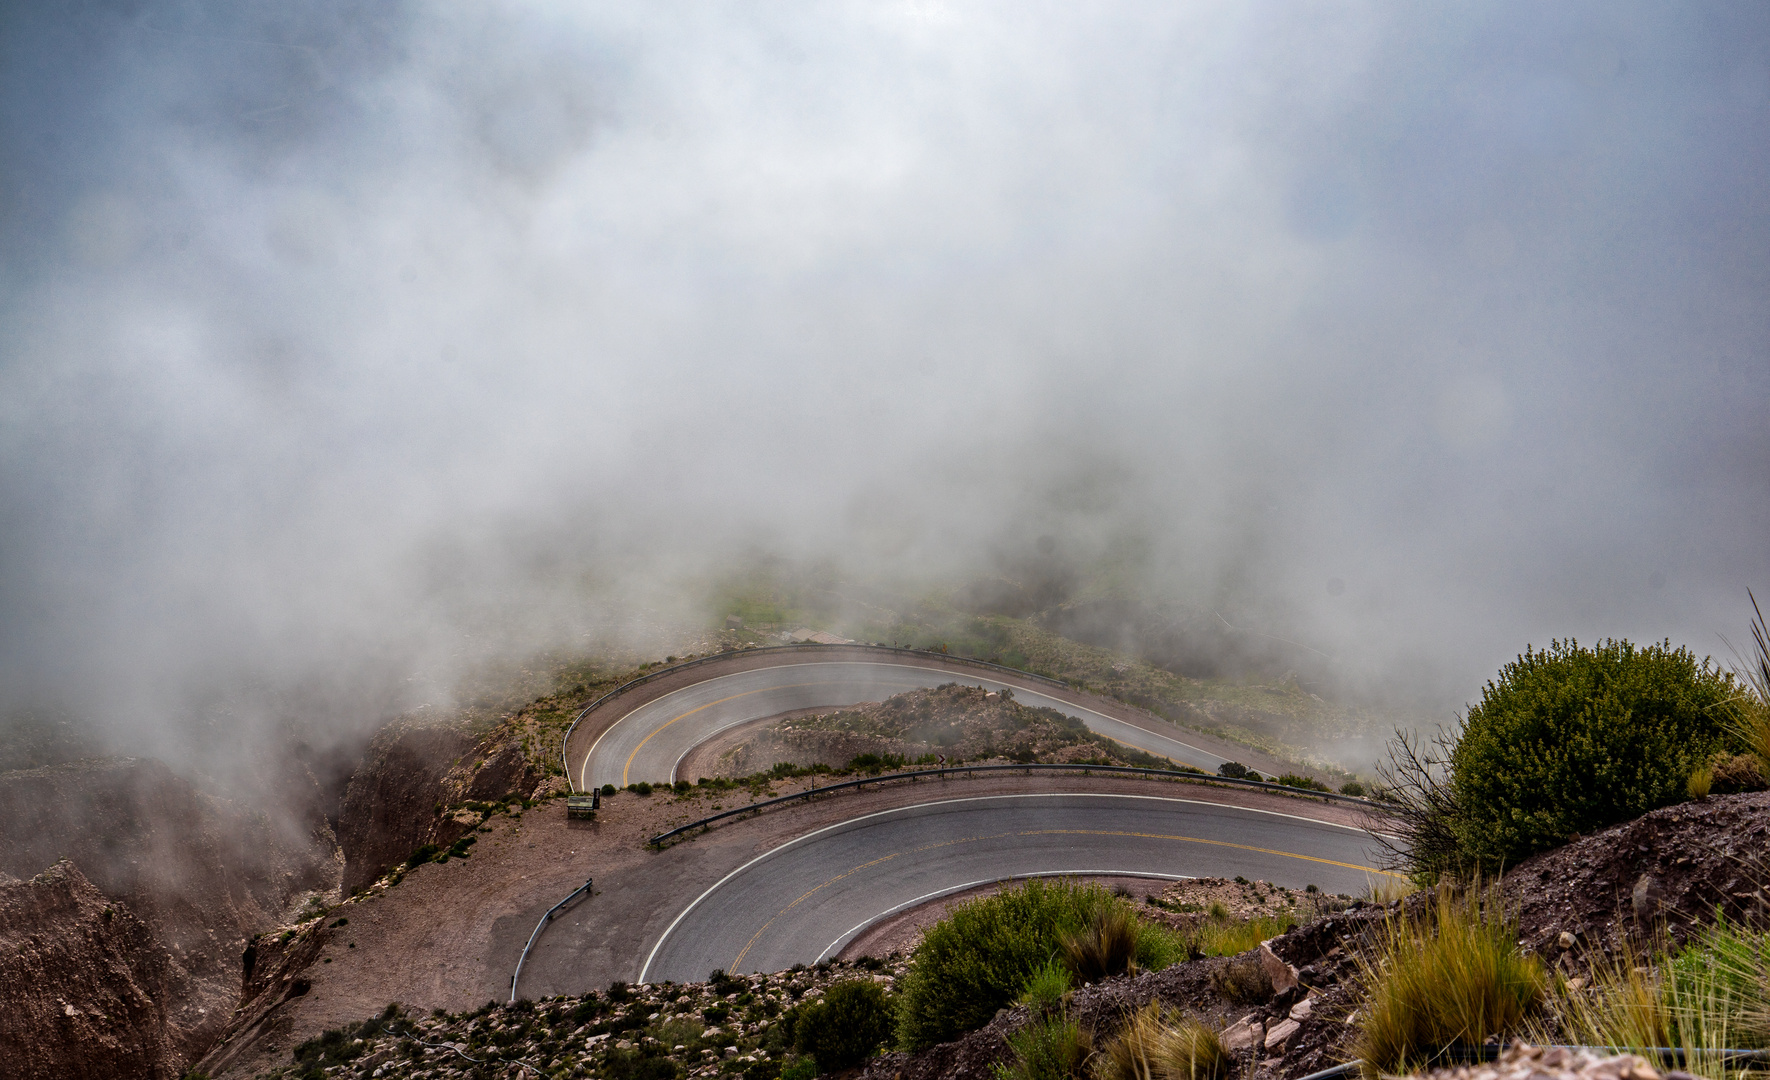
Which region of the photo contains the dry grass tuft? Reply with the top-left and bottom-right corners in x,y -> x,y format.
1209,955 -> 1272,1005
1538,917 -> 1770,1077
1689,765 -> 1714,800
1062,906 -> 1141,984
1094,1003 -> 1231,1080
1350,880 -> 1547,1075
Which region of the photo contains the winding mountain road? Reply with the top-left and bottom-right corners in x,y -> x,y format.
569,648 -> 1238,791
519,647 -> 1389,990
638,791 -> 1387,981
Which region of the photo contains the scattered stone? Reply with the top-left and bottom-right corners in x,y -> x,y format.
1263,1017 -> 1300,1052
1410,1043 -> 1662,1080
1220,1016 -> 1261,1052
1631,874 -> 1663,921
1257,942 -> 1300,995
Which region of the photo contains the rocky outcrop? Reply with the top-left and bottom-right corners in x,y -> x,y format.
335,720 -> 476,894
192,917 -> 336,1078
0,757 -> 337,958
0,861 -> 186,1079
0,757 -> 341,1076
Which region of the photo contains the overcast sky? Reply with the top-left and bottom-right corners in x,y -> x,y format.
2,2 -> 1766,751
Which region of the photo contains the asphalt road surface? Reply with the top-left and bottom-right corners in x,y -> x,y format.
639,792 -> 1387,982
580,660 -> 1229,791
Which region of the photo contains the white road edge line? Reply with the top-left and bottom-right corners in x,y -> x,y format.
813,870 -> 1199,963
638,791 -> 1366,983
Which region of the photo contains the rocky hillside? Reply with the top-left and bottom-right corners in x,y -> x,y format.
710,682 -> 1184,777
0,667 -> 612,1079
0,757 -> 342,1075
0,861 -> 189,1079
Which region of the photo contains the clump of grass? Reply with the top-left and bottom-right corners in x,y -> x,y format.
1189,912 -> 1298,958
992,1013 -> 1093,1080
1018,958 -> 1072,1011
1209,955 -> 1272,1005
1722,592 -> 1770,781
1363,874 -> 1421,906
1095,1002 -> 1231,1080
1689,765 -> 1714,800
1539,917 -> 1770,1077
1062,906 -> 1141,983
1350,881 -> 1547,1074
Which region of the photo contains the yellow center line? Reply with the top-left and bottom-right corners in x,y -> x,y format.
1014,830 -> 1405,877
727,828 -> 1399,970
619,678 -> 926,786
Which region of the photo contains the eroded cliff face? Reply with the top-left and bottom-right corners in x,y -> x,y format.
334,720 -> 477,894
0,861 -> 186,1080
0,705 -> 559,1077
0,757 -> 341,1078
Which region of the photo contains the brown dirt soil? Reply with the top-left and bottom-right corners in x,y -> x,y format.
703,682 -> 1183,777
1500,788 -> 1770,968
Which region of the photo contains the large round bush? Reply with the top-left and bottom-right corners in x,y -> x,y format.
793,978 -> 895,1072
1450,638 -> 1735,865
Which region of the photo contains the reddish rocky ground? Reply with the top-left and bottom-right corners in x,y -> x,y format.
696,683 -> 1187,778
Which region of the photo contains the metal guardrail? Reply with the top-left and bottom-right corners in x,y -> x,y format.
647,762 -> 1373,847
559,643 -> 1084,792
509,877 -> 593,1003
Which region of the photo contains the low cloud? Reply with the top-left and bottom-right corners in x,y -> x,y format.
1,2 -> 1766,764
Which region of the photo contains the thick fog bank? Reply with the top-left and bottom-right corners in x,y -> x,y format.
1,2 -> 1766,765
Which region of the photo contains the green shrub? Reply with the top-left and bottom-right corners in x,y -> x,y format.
779,1059 -> 818,1080
404,844 -> 439,868
601,783 -> 617,796
1275,773 -> 1331,792
1339,781 -> 1366,797
1450,639 -> 1736,866
896,880 -> 1176,1051
793,979 -> 894,1072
